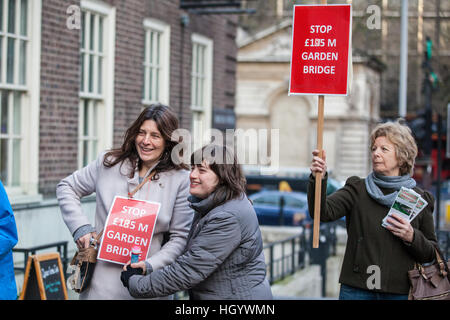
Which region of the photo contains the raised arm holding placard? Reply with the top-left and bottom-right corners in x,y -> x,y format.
307,121 -> 438,299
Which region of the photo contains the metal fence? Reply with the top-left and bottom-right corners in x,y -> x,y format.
264,230 -> 308,284
13,241 -> 69,279
437,230 -> 450,259
263,222 -> 338,296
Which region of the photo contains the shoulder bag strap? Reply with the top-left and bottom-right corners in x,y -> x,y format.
95,230 -> 103,241
432,243 -> 449,279
128,170 -> 157,199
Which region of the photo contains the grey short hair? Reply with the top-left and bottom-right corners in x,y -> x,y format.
370,120 -> 418,176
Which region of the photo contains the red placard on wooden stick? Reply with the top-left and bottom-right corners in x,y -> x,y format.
289,4 -> 352,96
289,2 -> 352,248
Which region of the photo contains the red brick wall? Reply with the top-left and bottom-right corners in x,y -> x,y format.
105,0 -> 146,146
39,0 -> 81,196
38,0 -> 237,196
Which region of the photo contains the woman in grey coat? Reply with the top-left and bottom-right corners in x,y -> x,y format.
57,104 -> 193,299
121,144 -> 273,300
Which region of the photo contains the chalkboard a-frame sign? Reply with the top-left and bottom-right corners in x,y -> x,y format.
19,253 -> 68,300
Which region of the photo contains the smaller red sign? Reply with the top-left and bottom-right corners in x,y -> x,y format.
97,196 -> 160,265
289,4 -> 352,96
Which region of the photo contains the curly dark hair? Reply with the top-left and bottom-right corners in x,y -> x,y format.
103,104 -> 188,179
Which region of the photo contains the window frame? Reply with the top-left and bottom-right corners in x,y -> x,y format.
190,33 -> 213,150
78,0 -> 115,169
142,18 -> 170,106
2,0 -> 41,204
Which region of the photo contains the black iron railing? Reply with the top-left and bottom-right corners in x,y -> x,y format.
264,231 -> 308,284
263,222 -> 338,296
437,230 -> 450,259
13,241 -> 69,279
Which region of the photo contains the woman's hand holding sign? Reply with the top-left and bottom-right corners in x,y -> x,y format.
310,149 -> 327,178
121,261 -> 145,289
123,260 -> 146,274
121,263 -> 144,289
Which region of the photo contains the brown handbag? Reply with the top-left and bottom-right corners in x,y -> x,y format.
408,245 -> 450,300
67,231 -> 103,293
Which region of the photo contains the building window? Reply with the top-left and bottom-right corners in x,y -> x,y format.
79,0 -> 115,168
80,9 -> 103,96
191,34 -> 213,150
142,18 -> 170,105
0,0 -> 28,188
79,99 -> 98,168
191,42 -> 205,109
0,0 -> 41,200
0,91 -> 21,187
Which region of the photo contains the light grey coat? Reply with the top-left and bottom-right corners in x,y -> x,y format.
128,193 -> 273,300
56,152 -> 193,299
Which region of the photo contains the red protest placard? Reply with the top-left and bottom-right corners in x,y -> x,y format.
97,196 -> 160,265
289,4 -> 352,96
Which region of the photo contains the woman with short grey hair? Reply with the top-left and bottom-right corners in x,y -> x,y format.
308,120 -> 437,300
369,121 -> 418,176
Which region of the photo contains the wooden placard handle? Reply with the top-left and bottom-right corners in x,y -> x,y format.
311,0 -> 328,250
313,95 -> 325,248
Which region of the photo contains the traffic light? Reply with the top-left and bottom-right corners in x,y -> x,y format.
409,111 -> 427,152
420,36 -> 437,157
430,71 -> 439,90
426,37 -> 432,60
409,113 -> 426,142
423,37 -> 439,90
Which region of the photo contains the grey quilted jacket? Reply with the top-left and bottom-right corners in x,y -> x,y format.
128,192 -> 273,300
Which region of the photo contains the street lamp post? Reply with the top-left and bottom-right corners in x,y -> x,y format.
398,0 -> 408,118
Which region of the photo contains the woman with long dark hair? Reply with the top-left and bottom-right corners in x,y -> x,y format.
121,144 -> 273,300
57,104 -> 193,299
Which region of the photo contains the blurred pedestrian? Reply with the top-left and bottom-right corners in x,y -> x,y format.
57,104 -> 193,299
121,144 -> 273,300
308,120 -> 437,300
0,180 -> 18,300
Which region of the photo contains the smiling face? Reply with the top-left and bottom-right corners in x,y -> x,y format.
135,120 -> 165,172
371,136 -> 400,176
189,161 -> 219,199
